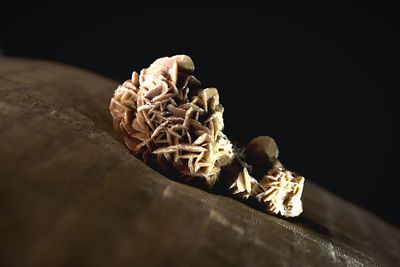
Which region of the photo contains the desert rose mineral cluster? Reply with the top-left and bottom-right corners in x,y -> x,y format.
110,55 -> 305,218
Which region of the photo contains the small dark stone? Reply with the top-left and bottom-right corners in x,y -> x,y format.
245,136 -> 280,178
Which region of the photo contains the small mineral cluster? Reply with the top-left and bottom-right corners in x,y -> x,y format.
110,55 -> 305,217
228,136 -> 305,217
257,168 -> 305,217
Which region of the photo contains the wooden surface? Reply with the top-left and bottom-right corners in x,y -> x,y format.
0,58 -> 399,267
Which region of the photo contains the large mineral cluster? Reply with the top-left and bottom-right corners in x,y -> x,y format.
110,55 -> 233,186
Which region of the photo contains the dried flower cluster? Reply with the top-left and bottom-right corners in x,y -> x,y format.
110,55 -> 305,218
110,55 -> 233,186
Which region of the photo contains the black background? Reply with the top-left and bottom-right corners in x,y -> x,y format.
1,3 -> 399,226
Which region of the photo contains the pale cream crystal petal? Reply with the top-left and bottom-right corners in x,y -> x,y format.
229,168 -> 261,199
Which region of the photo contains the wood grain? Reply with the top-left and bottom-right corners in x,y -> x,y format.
0,58 -> 399,266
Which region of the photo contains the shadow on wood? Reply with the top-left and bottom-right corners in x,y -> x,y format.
0,58 -> 399,266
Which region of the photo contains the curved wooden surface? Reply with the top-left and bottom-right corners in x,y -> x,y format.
0,58 -> 399,266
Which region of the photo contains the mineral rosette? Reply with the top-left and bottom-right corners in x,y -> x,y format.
109,55 -> 234,186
